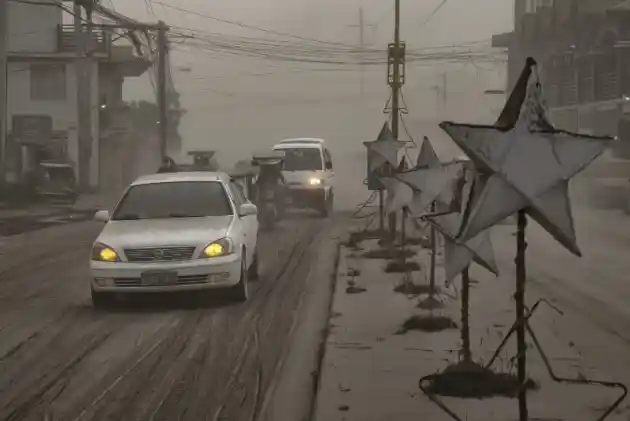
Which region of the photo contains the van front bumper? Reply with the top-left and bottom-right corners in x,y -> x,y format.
286,186 -> 326,208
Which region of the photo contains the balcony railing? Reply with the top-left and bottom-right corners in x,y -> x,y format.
57,25 -> 110,55
578,74 -> 595,103
561,79 -> 578,105
595,71 -> 620,101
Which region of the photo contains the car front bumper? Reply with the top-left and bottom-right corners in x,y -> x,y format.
285,186 -> 326,207
90,253 -> 242,293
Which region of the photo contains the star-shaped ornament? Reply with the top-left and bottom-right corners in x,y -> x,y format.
428,170 -> 498,286
440,77 -> 612,256
416,136 -> 441,169
397,165 -> 461,216
380,176 -> 413,214
363,123 -> 406,172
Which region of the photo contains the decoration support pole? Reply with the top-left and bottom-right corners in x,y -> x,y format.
515,209 -> 528,421
429,201 -> 437,297
401,206 -> 407,266
461,267 -> 471,363
379,190 -> 384,232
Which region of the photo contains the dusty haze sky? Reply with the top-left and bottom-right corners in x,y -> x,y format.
105,0 -> 512,208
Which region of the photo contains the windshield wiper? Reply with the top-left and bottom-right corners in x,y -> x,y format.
167,213 -> 206,218
114,214 -> 140,220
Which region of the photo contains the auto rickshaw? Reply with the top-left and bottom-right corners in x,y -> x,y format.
33,162 -> 78,204
251,151 -> 286,230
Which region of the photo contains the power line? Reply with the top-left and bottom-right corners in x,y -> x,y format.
151,0 -> 358,48
418,0 -> 449,30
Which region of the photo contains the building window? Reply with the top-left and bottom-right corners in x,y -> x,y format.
30,64 -> 67,100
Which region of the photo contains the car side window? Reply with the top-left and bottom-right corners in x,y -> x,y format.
229,181 -> 247,207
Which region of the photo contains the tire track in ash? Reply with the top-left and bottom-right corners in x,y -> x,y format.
54,219 -> 320,421
208,219 -> 326,421
0,251 -> 89,309
0,218 -> 322,420
53,311 -> 201,421
119,219 -> 320,420
0,309 -> 130,421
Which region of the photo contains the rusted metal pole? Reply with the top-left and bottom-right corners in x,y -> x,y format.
429,201 -> 437,297
461,267 -> 471,362
515,209 -> 528,421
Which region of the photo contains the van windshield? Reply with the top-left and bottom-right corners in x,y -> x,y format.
281,148 -> 323,171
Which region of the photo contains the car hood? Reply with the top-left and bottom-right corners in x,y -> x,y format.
96,215 -> 234,248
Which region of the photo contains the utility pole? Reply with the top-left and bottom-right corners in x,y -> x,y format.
387,0 -> 405,240
75,0 -> 94,191
348,7 -> 375,97
0,0 -> 8,184
157,21 -> 168,159
441,71 -> 447,116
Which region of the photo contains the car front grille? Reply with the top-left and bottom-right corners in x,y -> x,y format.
124,246 -> 197,262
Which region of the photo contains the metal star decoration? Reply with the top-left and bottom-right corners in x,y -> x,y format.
380,176 -> 413,214
428,169 -> 498,286
440,76 -> 612,257
396,165 -> 461,216
416,136 -> 441,168
363,123 -> 406,173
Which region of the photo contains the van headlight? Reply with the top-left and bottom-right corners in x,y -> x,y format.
201,238 -> 234,258
308,177 -> 322,185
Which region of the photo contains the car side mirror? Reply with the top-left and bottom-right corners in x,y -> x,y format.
239,203 -> 258,217
94,210 -> 110,222
325,161 -> 333,170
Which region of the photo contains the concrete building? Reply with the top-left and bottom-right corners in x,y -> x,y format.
3,0 -> 151,195
500,0 -> 630,210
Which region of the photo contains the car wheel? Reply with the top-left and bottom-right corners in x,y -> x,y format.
248,249 -> 259,281
230,254 -> 249,302
319,190 -> 333,218
91,288 -> 115,308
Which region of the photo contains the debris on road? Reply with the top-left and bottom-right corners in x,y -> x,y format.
397,314 -> 457,334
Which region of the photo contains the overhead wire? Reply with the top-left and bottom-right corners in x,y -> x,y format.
151,0 -> 358,48
418,0 -> 449,30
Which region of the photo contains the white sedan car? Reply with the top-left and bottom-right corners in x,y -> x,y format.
90,172 -> 259,307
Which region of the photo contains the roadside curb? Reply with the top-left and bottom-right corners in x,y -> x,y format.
307,239 -> 341,421
255,222 -> 342,421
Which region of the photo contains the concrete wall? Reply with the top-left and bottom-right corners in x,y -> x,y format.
7,0 -> 61,53
6,60 -> 100,187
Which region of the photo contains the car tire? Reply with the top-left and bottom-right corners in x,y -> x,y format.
319,190 -> 333,218
230,253 -> 249,302
91,289 -> 115,308
248,249 -> 259,281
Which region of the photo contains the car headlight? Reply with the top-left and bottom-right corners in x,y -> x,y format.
201,237 -> 234,258
308,177 -> 322,185
91,242 -> 120,262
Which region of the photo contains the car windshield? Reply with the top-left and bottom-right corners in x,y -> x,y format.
112,181 -> 233,220
281,148 -> 323,171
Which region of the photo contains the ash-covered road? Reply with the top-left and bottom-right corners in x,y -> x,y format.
0,214 -> 337,421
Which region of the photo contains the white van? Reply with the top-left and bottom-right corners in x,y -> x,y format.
272,138 -> 334,217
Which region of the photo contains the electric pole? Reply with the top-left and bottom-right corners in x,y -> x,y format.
387,0 -> 405,239
0,0 -> 8,183
157,21 -> 169,159
75,0 -> 94,191
441,71 -> 447,116
348,7 -> 375,97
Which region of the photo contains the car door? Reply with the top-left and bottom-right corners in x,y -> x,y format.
323,148 -> 335,188
228,181 -> 258,264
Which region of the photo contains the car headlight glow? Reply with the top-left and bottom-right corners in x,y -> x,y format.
91,243 -> 120,262
202,238 -> 234,258
308,177 -> 322,185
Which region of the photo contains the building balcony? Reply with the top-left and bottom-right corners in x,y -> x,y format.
595,71 -> 620,101
57,24 -> 111,57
